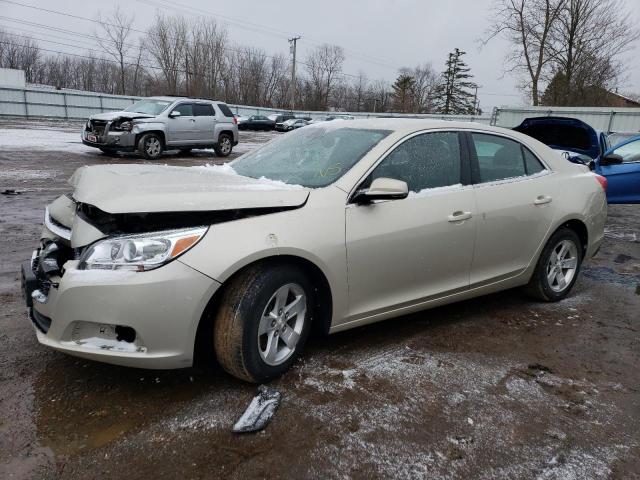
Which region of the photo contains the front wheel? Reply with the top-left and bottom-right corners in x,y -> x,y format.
213,264 -> 313,383
214,133 -> 233,157
524,227 -> 583,302
138,133 -> 163,160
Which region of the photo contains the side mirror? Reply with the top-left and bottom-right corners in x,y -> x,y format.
600,153 -> 623,166
352,177 -> 409,203
169,111 -> 181,118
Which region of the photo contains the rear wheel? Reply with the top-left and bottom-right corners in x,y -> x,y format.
138,133 -> 163,160
525,227 -> 583,302
214,133 -> 233,157
213,264 -> 313,383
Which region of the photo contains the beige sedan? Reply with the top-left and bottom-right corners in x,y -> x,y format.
23,120 -> 607,382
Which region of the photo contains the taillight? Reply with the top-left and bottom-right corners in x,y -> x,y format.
232,116 -> 238,125
594,174 -> 607,191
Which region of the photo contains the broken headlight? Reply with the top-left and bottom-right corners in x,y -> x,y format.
79,227 -> 207,271
111,121 -> 133,132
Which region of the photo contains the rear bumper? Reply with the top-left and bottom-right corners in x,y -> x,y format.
26,259 -> 220,369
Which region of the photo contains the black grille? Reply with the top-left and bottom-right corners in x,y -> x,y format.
90,120 -> 108,136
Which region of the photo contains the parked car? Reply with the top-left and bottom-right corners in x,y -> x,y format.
309,115 -> 351,124
275,118 -> 308,132
22,120 -> 607,382
514,116 -> 639,203
238,115 -> 274,131
267,113 -> 296,128
82,97 -> 238,159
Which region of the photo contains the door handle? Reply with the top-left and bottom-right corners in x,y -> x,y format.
190,118 -> 196,122
534,195 -> 552,205
448,211 -> 472,222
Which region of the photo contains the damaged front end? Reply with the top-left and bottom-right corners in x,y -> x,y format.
82,113 -> 151,151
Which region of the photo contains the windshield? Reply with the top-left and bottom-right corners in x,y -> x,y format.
124,99 -> 172,115
232,125 -> 391,187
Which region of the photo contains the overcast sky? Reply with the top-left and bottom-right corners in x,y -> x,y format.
2,0 -> 639,110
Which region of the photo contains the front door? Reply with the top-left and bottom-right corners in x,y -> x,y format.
467,132 -> 558,286
345,131 -> 476,320
166,103 -> 197,144
598,138 -> 640,203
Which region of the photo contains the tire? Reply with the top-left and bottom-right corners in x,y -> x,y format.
213,264 -> 314,383
214,133 -> 233,157
524,227 -> 583,302
138,133 -> 163,160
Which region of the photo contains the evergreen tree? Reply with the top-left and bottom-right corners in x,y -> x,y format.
433,48 -> 477,115
391,73 -> 415,113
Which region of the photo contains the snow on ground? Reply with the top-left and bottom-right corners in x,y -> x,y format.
0,121 -> 278,155
0,124 -> 90,152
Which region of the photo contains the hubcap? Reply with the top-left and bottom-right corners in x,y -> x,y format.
546,239 -> 579,293
145,137 -> 161,157
257,283 -> 306,366
220,137 -> 231,154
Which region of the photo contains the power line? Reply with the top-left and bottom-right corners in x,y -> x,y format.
0,0 -> 386,80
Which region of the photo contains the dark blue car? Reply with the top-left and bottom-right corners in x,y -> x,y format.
514,117 -> 640,204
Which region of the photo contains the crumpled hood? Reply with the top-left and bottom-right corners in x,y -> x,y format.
89,111 -> 154,122
69,164 -> 309,214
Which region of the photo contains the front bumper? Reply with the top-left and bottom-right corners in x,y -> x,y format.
24,257 -> 220,369
82,130 -> 136,150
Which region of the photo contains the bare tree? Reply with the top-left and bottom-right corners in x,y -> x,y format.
95,6 -> 135,94
146,14 -> 188,95
306,44 -> 345,109
546,0 -> 639,105
484,0 -> 566,106
410,63 -> 438,112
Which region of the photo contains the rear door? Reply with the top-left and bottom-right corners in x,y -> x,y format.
598,138 -> 640,203
166,103 -> 197,144
345,131 -> 476,318
193,103 -> 216,143
467,132 -> 558,286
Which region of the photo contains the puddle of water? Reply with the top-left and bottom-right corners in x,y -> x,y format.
582,266 -> 640,288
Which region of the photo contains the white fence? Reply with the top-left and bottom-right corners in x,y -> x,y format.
0,85 -> 492,124
1,85 -> 639,132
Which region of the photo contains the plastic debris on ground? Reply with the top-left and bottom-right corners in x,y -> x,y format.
232,385 -> 281,433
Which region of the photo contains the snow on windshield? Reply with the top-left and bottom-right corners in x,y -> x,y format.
231,125 -> 391,188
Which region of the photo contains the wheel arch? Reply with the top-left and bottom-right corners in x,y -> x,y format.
561,218 -> 589,258
193,254 -> 334,366
135,129 -> 166,148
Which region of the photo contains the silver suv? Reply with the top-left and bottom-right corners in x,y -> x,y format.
82,97 -> 239,159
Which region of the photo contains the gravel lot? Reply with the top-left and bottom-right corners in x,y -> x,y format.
0,120 -> 639,479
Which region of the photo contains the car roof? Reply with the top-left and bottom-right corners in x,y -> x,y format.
305,118 -> 509,135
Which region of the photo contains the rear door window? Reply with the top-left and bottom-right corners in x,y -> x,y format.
471,134 -> 527,182
194,104 -> 214,116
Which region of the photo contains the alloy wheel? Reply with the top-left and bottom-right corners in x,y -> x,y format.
257,283 -> 306,366
220,137 -> 231,155
145,137 -> 161,157
546,239 -> 579,292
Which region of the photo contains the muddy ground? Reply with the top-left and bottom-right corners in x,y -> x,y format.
0,120 -> 639,479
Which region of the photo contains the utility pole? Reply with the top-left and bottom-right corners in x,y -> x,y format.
289,36 -> 301,112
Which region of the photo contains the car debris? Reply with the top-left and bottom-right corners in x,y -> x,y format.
232,385 -> 281,433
